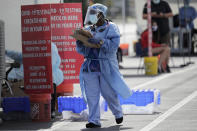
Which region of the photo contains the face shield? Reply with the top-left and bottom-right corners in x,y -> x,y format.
84,7 -> 99,25
84,3 -> 108,25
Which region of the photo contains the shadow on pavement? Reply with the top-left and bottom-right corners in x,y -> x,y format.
0,111 -> 64,130
81,125 -> 133,131
0,120 -> 55,130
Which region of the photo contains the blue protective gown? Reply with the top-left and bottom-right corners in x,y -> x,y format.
179,6 -> 197,29
76,21 -> 132,125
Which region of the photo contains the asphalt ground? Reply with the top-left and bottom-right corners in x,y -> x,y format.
0,56 -> 197,131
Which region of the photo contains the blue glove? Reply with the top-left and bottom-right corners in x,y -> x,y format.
88,38 -> 101,44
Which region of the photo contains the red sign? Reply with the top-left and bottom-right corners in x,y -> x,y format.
51,3 -> 84,84
21,4 -> 53,93
21,3 -> 84,94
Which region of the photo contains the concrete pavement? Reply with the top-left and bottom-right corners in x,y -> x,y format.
0,56 -> 197,131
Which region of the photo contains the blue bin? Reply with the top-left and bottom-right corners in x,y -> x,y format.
118,89 -> 154,106
58,96 -> 87,113
151,89 -> 161,105
157,91 -> 161,105
2,97 -> 30,113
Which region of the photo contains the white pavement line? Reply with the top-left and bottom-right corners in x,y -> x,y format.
133,65 -> 197,90
39,65 -> 197,131
140,90 -> 197,131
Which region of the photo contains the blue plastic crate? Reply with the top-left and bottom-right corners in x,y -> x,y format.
58,96 -> 87,113
118,89 -> 154,106
150,89 -> 161,105
2,97 -> 30,113
156,90 -> 161,105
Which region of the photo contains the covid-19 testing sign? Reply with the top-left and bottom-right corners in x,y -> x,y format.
21,3 -> 84,94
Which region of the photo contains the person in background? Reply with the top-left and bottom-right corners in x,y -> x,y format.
179,0 -> 197,49
72,3 -> 132,128
143,0 -> 173,45
141,21 -> 171,73
5,42 -> 63,119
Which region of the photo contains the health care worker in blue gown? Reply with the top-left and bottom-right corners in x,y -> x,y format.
72,3 -> 132,128
179,0 -> 197,32
179,0 -> 197,49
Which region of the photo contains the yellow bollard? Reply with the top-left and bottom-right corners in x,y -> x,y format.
144,56 -> 158,75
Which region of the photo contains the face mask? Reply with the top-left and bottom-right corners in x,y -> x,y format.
89,15 -> 98,24
152,26 -> 158,31
184,2 -> 189,7
152,0 -> 160,4
184,0 -> 190,6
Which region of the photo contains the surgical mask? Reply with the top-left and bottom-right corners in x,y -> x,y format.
152,26 -> 158,31
184,2 -> 189,7
152,0 -> 160,4
184,0 -> 190,6
89,15 -> 98,24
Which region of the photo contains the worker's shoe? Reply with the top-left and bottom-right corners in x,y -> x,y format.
51,111 -> 56,119
158,66 -> 165,74
86,123 -> 101,128
166,65 -> 171,73
158,68 -> 163,74
116,117 -> 123,124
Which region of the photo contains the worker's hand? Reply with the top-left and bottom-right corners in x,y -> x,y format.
161,44 -> 168,47
77,29 -> 93,38
159,12 -> 165,18
151,12 -> 157,17
70,33 -> 88,43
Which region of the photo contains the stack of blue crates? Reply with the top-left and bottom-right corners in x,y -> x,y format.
58,96 -> 87,113
119,89 -> 155,106
58,96 -> 108,113
156,89 -> 161,105
58,89 -> 160,114
104,89 -> 160,108
120,89 -> 160,106
2,97 -> 30,113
